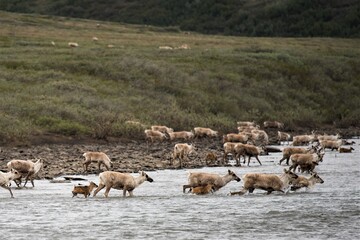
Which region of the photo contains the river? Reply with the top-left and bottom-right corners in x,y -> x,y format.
0,139 -> 359,240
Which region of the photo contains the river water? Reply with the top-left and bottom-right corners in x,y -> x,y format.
1,139 -> 359,240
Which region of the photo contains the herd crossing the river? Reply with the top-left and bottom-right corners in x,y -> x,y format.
0,120 -> 357,198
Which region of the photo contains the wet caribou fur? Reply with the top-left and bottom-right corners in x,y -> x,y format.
93,171 -> 153,197
230,168 -> 298,195
7,159 -> 44,187
183,170 -> 240,193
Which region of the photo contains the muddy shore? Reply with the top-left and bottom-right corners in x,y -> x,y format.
0,127 -> 358,179
0,138 -> 222,179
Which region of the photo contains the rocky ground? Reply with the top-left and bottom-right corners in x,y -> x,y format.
0,127 -> 358,180
0,136 -> 224,179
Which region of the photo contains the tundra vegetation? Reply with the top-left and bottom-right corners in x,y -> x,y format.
0,12 -> 359,145
1,0 -> 359,37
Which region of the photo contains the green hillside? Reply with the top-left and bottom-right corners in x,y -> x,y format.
0,11 -> 359,144
1,0 -> 359,37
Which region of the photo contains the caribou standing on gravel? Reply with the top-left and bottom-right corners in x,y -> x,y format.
172,143 -> 196,168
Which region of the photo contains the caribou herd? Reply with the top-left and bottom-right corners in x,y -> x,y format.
0,120 -> 356,198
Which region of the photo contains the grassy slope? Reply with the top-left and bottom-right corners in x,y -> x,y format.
1,0 -> 359,37
0,11 -> 359,144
